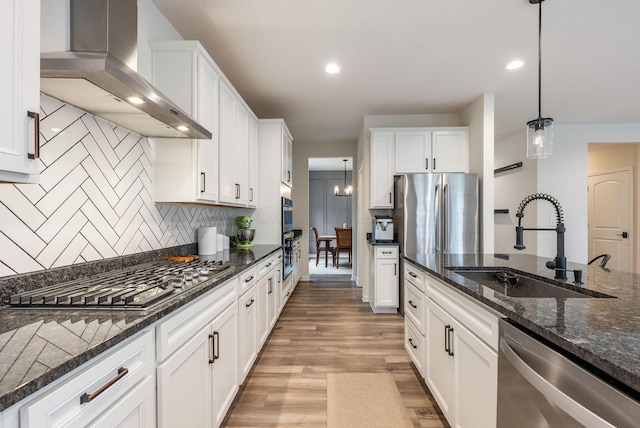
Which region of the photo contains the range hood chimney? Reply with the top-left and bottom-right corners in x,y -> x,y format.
40,0 -> 211,140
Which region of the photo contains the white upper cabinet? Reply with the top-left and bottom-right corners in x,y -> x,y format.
0,0 -> 40,183
369,130 -> 395,208
431,128 -> 469,173
219,81 -> 253,206
248,117 -> 258,207
395,128 -> 468,173
281,130 -> 293,187
151,41 -> 219,204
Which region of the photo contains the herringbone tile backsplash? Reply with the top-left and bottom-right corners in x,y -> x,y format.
0,95 -> 239,278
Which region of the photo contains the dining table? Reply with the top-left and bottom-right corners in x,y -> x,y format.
316,234 -> 336,267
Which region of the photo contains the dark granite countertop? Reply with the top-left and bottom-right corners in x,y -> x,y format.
0,245 -> 281,411
404,253 -> 640,397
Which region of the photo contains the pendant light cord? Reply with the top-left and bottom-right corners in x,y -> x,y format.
537,0 -> 542,119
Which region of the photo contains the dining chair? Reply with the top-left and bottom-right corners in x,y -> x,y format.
334,227 -> 352,268
312,227 -> 336,267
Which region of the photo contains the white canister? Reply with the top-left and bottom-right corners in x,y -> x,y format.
198,226 -> 217,255
223,235 -> 230,250
216,234 -> 224,251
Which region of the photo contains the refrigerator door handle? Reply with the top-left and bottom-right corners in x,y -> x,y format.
443,183 -> 449,252
434,183 -> 441,253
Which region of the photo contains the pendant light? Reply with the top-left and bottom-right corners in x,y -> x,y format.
334,159 -> 352,197
526,0 -> 553,159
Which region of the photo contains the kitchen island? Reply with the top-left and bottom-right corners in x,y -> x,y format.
0,244 -> 281,412
405,252 -> 640,397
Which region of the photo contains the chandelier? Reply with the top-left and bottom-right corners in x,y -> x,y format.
334,159 -> 352,197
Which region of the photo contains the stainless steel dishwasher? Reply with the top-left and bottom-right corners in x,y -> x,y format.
497,319 -> 640,427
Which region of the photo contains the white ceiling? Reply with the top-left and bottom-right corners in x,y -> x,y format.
150,0 -> 640,144
308,157 -> 353,172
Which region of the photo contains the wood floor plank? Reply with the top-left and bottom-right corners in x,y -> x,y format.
222,279 -> 448,428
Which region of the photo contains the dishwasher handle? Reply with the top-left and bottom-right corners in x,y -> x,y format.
499,337 -> 616,428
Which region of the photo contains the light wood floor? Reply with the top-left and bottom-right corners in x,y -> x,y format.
222,279 -> 448,427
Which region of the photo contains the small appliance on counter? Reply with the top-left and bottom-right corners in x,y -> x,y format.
233,216 -> 255,248
372,215 -> 394,242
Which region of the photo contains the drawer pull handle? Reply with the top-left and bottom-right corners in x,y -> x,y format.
408,338 -> 417,349
245,298 -> 255,308
80,367 -> 129,404
245,275 -> 254,283
408,271 -> 417,278
382,251 -> 391,254
408,300 -> 417,309
266,262 -> 272,268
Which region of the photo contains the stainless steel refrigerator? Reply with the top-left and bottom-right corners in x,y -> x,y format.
394,173 -> 480,312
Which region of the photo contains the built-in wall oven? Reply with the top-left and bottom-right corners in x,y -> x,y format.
498,319 -> 640,427
282,197 -> 294,279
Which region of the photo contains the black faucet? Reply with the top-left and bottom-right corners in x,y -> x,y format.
514,193 -> 567,280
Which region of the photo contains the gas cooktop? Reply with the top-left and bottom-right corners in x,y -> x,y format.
7,258 -> 235,311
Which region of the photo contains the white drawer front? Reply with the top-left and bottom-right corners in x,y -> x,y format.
405,318 -> 424,376
376,246 -> 398,259
404,281 -> 425,334
156,277 -> 238,362
238,266 -> 258,296
426,276 -> 500,351
404,261 -> 425,293
21,330 -> 155,428
258,253 -> 279,279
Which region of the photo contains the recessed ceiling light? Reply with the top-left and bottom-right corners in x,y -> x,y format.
506,60 -> 524,70
177,125 -> 189,132
325,63 -> 340,74
127,96 -> 145,104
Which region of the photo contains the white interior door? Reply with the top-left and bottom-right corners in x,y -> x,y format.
588,169 -> 633,272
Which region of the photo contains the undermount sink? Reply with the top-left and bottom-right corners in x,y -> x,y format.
445,268 -> 615,299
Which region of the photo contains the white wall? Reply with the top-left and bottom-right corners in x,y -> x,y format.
460,93 -> 495,254
495,124 -> 640,264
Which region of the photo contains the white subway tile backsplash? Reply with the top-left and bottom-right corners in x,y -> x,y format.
0,186 -> 46,231
0,94 -> 237,278
36,188 -> 87,243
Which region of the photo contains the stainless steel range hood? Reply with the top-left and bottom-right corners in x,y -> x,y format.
40,0 -> 211,140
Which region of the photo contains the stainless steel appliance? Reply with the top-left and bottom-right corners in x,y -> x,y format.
498,319 -> 640,427
40,0 -> 210,139
372,215 -> 394,242
282,197 -> 294,279
393,173 -> 479,313
8,259 -> 232,311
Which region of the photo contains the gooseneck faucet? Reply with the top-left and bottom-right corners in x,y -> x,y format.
514,193 -> 567,280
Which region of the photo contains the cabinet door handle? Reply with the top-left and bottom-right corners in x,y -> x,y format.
425,158 -> 428,170
444,325 -> 450,354
408,338 -> 417,349
408,300 -> 417,309
394,263 -> 397,275
80,367 -> 129,404
268,278 -> 273,294
250,187 -> 254,201
235,183 -> 240,199
245,298 -> 255,308
200,172 -> 205,192
287,170 -> 291,182
408,271 -> 417,278
448,326 -> 454,356
209,331 -> 220,363
433,158 -> 436,170
27,111 -> 40,159
388,192 -> 392,204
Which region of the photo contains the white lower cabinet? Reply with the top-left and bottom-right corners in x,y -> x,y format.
20,330 -> 155,428
257,267 -> 279,349
369,245 -> 399,313
424,275 -> 499,428
238,285 -> 258,384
